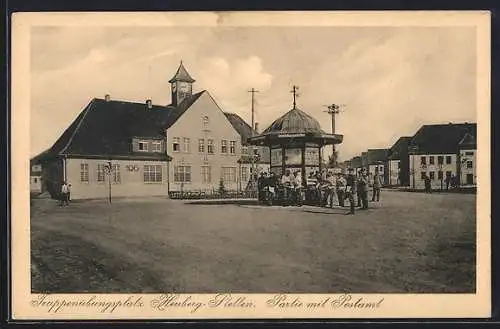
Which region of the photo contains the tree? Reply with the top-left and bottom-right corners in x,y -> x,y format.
218,177 -> 226,196
327,151 -> 339,168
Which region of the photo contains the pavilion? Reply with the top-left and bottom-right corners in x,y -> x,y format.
247,86 -> 343,184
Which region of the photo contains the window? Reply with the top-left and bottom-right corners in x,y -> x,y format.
241,167 -> 248,182
201,166 -> 211,183
437,156 -> 444,165
97,164 -> 105,182
80,163 -> 89,182
465,151 -> 474,156
466,161 -> 473,169
144,165 -> 162,183
221,140 -> 228,154
242,146 -> 248,154
222,167 -> 237,183
138,141 -> 148,152
174,166 -> 191,182
152,141 -> 162,152
397,162 -> 401,169
34,178 -> 38,183
183,138 -> 191,153
112,164 -> 121,183
429,171 -> 435,180
446,171 -> 452,178
420,156 -> 426,165
207,139 -> 214,154
429,156 -> 435,165
446,155 -> 452,164
438,171 -> 443,180
173,137 -> 180,152
202,116 -> 209,128
379,166 -> 383,172
198,139 -> 205,153
230,141 -> 236,154
421,172 -> 426,180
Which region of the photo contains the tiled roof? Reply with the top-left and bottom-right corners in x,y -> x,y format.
39,92 -> 204,161
224,112 -> 256,144
224,112 -> 270,163
409,123 -> 476,154
262,107 -> 326,135
388,136 -> 412,160
168,61 -> 196,83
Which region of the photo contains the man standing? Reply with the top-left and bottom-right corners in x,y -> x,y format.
423,173 -> 432,193
445,172 -> 451,191
345,168 -> 357,215
326,172 -> 337,208
60,181 -> 69,206
257,172 -> 266,202
372,168 -> 383,202
292,170 -> 303,206
281,169 -> 293,206
336,173 -> 346,207
358,169 -> 369,209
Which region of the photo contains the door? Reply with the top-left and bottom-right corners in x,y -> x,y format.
466,174 -> 474,185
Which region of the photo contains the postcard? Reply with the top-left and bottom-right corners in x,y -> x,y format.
11,10 -> 491,319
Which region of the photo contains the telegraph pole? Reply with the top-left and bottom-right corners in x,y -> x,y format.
248,88 -> 259,189
323,103 -> 344,164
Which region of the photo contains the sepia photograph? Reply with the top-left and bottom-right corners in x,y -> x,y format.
12,11 -> 490,319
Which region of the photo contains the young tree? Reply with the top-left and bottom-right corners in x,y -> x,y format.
218,177 -> 226,196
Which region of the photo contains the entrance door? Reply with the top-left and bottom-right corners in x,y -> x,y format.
466,174 -> 474,185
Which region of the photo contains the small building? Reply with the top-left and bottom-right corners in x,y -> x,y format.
408,122 -> 476,190
387,136 -> 412,186
30,159 -> 43,193
366,149 -> 389,185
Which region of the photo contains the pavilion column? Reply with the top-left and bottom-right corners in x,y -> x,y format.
318,145 -> 322,172
281,145 -> 286,175
301,145 -> 306,185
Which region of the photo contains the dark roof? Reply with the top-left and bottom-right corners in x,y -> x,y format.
410,123 -> 476,154
366,149 -> 389,165
224,112 -> 256,144
40,92 -> 204,160
458,132 -> 476,149
262,107 -> 326,135
168,61 -> 196,83
388,136 -> 412,160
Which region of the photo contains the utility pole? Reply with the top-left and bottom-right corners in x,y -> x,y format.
323,103 -> 344,165
248,88 -> 259,190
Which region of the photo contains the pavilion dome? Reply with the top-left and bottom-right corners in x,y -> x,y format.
262,107 -> 326,135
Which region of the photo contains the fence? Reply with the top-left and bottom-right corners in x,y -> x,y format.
169,190 -> 258,200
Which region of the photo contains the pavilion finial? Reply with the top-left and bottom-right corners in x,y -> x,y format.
290,85 -> 300,109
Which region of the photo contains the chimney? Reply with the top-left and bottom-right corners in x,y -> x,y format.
146,99 -> 152,109
254,122 -> 259,134
104,94 -> 111,102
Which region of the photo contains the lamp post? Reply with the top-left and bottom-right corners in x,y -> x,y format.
103,161 -> 113,203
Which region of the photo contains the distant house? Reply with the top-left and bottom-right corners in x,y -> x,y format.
408,123 -> 477,189
36,62 -> 248,199
30,158 -> 43,193
224,113 -> 270,190
365,149 -> 389,185
387,136 -> 412,186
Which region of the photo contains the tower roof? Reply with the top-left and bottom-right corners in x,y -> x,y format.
169,61 -> 196,83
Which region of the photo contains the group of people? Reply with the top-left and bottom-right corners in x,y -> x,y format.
60,181 -> 71,206
422,172 -> 459,194
257,167 -> 384,215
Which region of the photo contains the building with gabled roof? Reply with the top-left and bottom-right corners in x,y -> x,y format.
35,62 -> 252,199
408,122 -> 477,189
387,136 -> 412,186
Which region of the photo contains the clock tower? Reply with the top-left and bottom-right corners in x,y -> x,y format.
169,61 -> 195,107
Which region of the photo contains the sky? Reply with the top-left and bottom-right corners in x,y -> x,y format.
30,24 -> 477,160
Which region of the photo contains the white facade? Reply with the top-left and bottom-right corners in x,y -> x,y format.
408,153 -> 460,190
166,92 -> 243,193
388,160 -> 400,186
458,149 -> 476,187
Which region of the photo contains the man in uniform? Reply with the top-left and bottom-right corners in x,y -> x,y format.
336,173 -> 346,207
345,168 -> 357,215
358,169 -> 369,209
281,169 -> 293,206
372,168 -> 383,202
